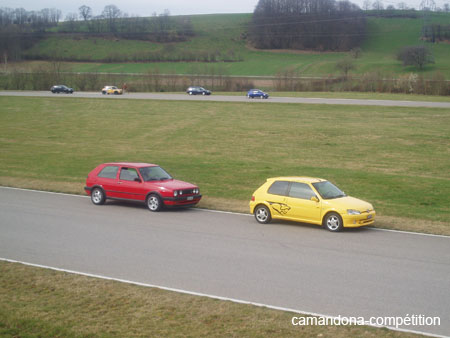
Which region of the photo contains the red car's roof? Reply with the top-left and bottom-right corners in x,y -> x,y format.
103,162 -> 158,168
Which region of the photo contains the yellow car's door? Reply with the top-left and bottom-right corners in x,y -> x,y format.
284,182 -> 321,224
265,180 -> 292,219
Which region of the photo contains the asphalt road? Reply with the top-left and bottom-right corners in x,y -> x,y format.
1,187 -> 449,336
1,90 -> 450,108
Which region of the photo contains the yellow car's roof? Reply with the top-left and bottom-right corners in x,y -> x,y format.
267,176 -> 327,183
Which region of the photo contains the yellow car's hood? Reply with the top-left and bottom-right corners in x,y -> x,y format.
327,196 -> 373,212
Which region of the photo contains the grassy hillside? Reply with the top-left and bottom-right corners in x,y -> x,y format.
20,12 -> 450,78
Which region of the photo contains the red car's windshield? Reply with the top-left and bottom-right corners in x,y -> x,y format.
139,166 -> 172,181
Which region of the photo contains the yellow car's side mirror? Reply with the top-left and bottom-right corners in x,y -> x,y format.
311,196 -> 319,202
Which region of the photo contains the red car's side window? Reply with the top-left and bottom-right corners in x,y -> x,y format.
97,166 -> 119,179
119,168 -> 140,181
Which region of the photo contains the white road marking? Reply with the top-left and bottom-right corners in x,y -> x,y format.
1,186 -> 449,239
0,257 -> 446,338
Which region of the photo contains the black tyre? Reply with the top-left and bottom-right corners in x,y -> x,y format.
91,187 -> 106,205
147,194 -> 163,212
254,205 -> 271,224
323,212 -> 343,232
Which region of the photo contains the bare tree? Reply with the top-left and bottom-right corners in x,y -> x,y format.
78,5 -> 92,21
336,58 -> 356,77
14,8 -> 27,25
363,0 -> 372,10
350,47 -> 362,58
250,0 -> 366,51
50,8 -> 61,24
372,0 -> 384,10
397,45 -> 434,69
102,4 -> 121,32
420,0 -> 436,11
65,13 -> 78,31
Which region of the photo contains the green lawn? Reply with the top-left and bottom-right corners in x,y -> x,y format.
19,12 -> 450,78
212,91 -> 450,102
0,96 -> 449,234
0,260 -> 417,338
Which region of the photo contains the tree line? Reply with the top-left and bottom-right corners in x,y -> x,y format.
422,23 -> 450,42
249,0 -> 367,51
61,6 -> 194,42
0,5 -> 194,62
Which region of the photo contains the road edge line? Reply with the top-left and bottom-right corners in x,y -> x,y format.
1,186 -> 449,239
0,257 -> 446,338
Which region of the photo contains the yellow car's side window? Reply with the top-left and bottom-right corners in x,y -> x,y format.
288,182 -> 316,200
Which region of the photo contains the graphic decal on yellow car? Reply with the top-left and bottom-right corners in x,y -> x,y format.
269,202 -> 291,215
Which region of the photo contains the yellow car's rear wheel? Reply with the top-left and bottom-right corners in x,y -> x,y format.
254,205 -> 271,224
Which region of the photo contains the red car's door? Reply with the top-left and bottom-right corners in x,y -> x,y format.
115,167 -> 148,201
94,165 -> 121,199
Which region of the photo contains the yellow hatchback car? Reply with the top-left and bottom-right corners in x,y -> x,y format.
102,86 -> 123,95
249,177 -> 375,232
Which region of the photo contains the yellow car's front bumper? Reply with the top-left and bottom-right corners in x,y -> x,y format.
343,211 -> 376,228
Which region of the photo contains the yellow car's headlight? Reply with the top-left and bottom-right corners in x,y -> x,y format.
347,209 -> 361,215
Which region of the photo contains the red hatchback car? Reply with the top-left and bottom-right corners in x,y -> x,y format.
84,162 -> 201,211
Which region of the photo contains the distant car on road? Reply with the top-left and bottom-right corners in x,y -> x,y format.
186,86 -> 211,95
50,85 -> 73,94
102,86 -> 123,95
249,177 -> 375,232
247,89 -> 269,99
85,162 -> 202,212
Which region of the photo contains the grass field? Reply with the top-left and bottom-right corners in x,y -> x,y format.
0,95 -> 449,234
213,91 -> 450,102
18,12 -> 450,78
0,260 -> 419,337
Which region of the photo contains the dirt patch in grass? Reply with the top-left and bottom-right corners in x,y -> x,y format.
198,196 -> 249,213
0,176 -> 85,195
375,215 -> 449,236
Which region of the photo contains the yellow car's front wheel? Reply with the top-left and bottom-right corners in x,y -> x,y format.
254,205 -> 271,224
323,212 -> 343,232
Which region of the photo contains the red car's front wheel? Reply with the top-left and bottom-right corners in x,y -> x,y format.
147,194 -> 162,212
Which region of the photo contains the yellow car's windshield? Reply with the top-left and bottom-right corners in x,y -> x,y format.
312,181 -> 346,200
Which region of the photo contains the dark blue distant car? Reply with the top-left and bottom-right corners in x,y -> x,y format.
51,85 -> 73,94
186,86 -> 211,95
247,89 -> 269,99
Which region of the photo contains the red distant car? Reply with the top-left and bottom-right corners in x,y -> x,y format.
84,162 -> 201,211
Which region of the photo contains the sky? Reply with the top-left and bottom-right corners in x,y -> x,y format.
0,0 -> 448,17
